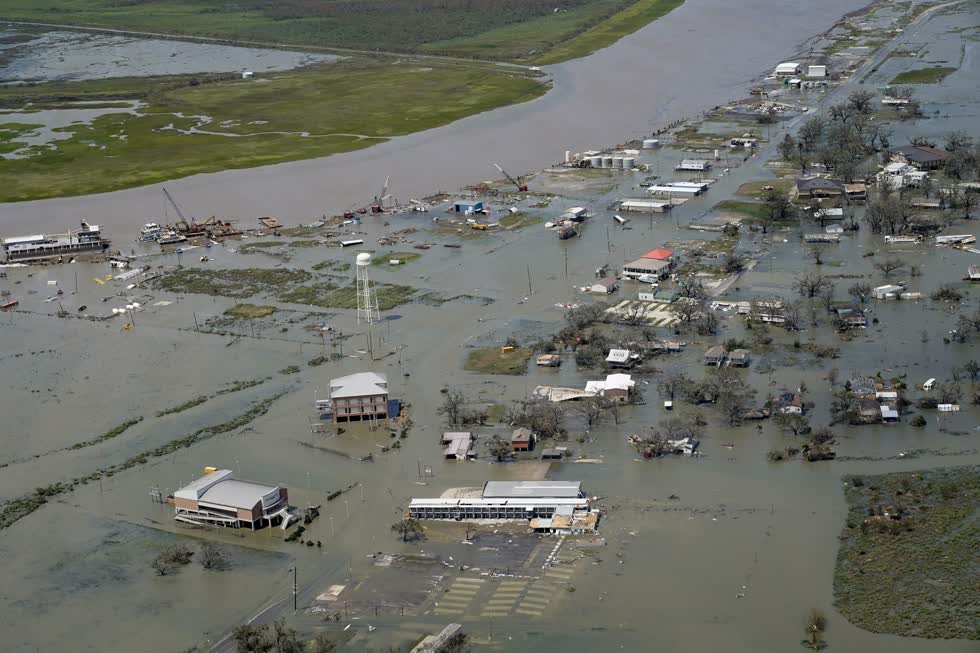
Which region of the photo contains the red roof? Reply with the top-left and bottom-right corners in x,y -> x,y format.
641,248 -> 673,260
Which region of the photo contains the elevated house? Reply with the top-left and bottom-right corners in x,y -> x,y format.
585,373 -> 635,402
728,348 -> 751,368
606,348 -> 641,369
328,372 -> 390,424
590,277 -> 619,294
511,428 -> 534,452
703,345 -> 727,366
844,183 -> 867,202
172,469 -> 290,530
622,257 -> 670,281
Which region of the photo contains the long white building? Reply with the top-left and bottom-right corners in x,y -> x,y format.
409,481 -> 589,520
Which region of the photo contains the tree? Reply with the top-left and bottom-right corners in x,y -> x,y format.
760,187 -> 796,234
950,187 -> 978,220
874,258 -> 906,277
802,608 -> 828,650
311,634 -> 337,653
794,271 -> 831,298
442,632 -> 472,653
671,298 -> 704,326
848,282 -> 871,304
677,274 -> 706,300
807,247 -> 825,266
574,394 -> 609,429
774,412 -> 810,436
718,384 -> 756,426
935,381 -> 961,404
151,556 -> 177,577
781,299 -> 804,331
847,89 -> 875,116
391,517 -> 424,542
943,130 -> 973,153
199,542 -> 228,570
722,252 -> 746,273
830,389 -> 859,425
233,620 -> 301,653
438,389 -> 466,427
657,369 -> 689,401
960,359 -> 980,382
486,435 -> 513,462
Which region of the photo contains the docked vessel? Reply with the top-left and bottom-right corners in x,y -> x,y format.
2,221 -> 110,262
138,222 -> 163,242
157,229 -> 188,245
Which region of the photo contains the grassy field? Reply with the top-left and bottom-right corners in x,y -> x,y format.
712,200 -> 769,222
0,0 -> 683,63
224,303 -> 277,318
0,60 -> 546,202
890,66 -> 957,84
834,467 -> 979,640
465,347 -> 533,375
734,179 -> 793,198
372,251 -> 422,266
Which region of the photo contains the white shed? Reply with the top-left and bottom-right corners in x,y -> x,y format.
807,65 -> 827,78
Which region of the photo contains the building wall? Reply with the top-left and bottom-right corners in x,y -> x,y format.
332,393 -> 389,423
174,497 -> 199,511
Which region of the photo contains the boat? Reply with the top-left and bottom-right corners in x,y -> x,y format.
138,223 -> 163,242
158,229 -> 188,245
2,221 -> 110,262
1,299 -> 18,309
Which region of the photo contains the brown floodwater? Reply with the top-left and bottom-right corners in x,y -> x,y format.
2,2 -> 979,652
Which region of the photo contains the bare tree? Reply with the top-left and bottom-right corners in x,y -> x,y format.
671,298 -> 704,326
935,381 -> 962,404
574,394 -> 609,429
438,388 -> 467,427
794,271 -> 832,298
874,258 -> 906,277
760,187 -> 796,234
944,130 -> 973,153
803,608 -> 829,650
657,368 -> 689,401
151,556 -> 177,577
199,542 -> 228,570
391,517 -> 424,542
486,435 -> 513,461
774,412 -> 810,436
848,282 -> 871,304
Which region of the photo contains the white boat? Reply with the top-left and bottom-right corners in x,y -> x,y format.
138,222 -> 162,242
158,229 -> 188,245
636,274 -> 660,285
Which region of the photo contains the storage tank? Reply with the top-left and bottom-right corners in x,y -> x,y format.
589,156 -> 602,168
622,157 -> 635,169
612,157 -> 624,169
642,139 -> 660,148
601,156 -> 613,168
564,150 -> 571,163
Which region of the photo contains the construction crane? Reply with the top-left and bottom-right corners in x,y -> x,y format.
162,187 -> 191,233
493,163 -> 527,192
371,176 -> 390,213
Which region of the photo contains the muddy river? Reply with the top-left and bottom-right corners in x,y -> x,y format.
2,2 -> 978,652
2,0 -> 871,240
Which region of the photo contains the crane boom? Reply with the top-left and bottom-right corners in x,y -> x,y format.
492,163 -> 527,192
162,187 -> 189,226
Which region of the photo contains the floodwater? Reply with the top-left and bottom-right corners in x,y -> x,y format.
2,0 -> 874,241
0,28 -> 339,82
2,2 -> 979,652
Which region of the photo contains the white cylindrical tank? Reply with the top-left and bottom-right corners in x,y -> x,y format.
590,156 -> 602,168
622,157 -> 635,169
643,139 -> 660,148
714,149 -> 720,160
602,156 -> 613,168
564,150 -> 571,163
356,252 -> 372,266
612,157 -> 624,169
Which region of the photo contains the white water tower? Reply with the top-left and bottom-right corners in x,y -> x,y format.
355,252 -> 380,324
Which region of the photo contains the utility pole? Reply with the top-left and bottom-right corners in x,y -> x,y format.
563,247 -> 568,277
292,565 -> 298,611
526,264 -> 532,295
193,312 -> 200,333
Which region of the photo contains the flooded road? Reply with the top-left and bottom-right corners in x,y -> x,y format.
0,0 -> 870,240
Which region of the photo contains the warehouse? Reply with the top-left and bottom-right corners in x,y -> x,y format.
619,199 -> 672,212
409,481 -> 589,520
675,159 -> 711,172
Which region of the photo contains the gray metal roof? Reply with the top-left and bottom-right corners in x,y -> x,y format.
329,371 -> 388,399
482,481 -> 582,499
200,479 -> 279,510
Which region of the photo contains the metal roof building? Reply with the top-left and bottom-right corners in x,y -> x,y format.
409,481 -> 588,521
172,469 -> 290,530
483,481 -> 581,499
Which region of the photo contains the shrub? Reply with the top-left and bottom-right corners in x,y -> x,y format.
910,415 -> 927,427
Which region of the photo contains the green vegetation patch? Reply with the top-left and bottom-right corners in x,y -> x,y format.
279,282 -> 416,310
152,267 -> 311,298
465,346 -> 533,375
834,466 -> 979,640
312,260 -> 352,272
534,0 -> 684,64
712,200 -> 769,222
224,303 -> 277,318
890,66 -> 957,84
499,212 -> 544,229
372,251 -> 422,265
69,417 -> 144,450
156,396 -> 208,417
0,60 -> 546,202
735,179 -> 793,199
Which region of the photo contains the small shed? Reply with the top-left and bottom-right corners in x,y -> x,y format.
968,265 -> 980,281
591,277 -> 619,294
704,345 -> 727,366
807,64 -> 827,78
536,353 -> 562,367
606,348 -> 640,369
774,62 -> 801,76
453,200 -> 484,214
241,71 -> 254,79
511,428 -> 534,452
675,159 -> 711,172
